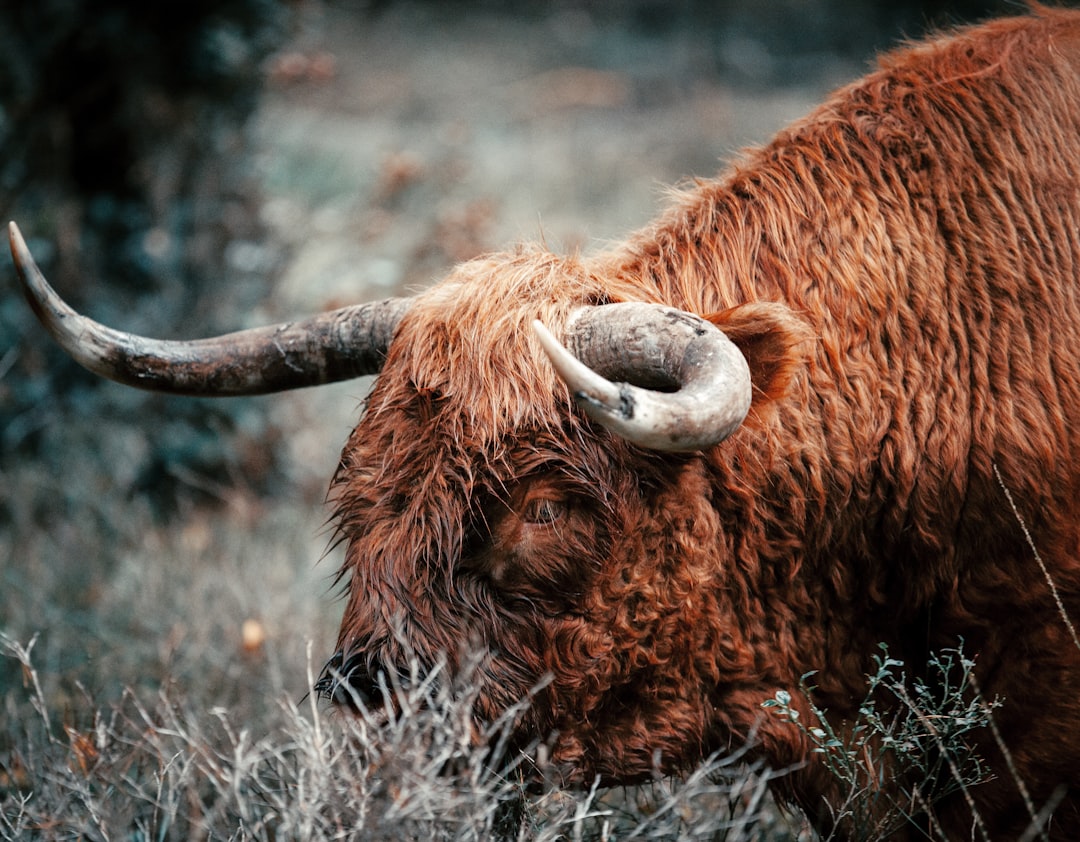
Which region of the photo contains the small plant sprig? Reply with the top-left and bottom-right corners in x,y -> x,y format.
762,642 -> 1000,841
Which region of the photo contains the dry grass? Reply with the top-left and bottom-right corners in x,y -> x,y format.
0,457 -> 810,841
1,631 -> 806,841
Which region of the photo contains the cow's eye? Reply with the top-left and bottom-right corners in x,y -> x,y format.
522,497 -> 566,525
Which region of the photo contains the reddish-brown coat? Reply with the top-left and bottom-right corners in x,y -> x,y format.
330,8 -> 1080,838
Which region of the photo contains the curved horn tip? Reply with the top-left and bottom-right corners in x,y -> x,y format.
532,318 -> 623,404
9,221 -> 27,263
8,221 -> 42,287
531,319 -> 557,352
531,319 -> 570,374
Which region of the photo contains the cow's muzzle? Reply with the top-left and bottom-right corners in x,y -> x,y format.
315,650 -> 407,711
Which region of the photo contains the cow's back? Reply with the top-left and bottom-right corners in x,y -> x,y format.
609,10 -> 1080,835
791,10 -> 1080,836
854,6 -> 1080,555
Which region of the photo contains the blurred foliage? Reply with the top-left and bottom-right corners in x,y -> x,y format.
0,0 -> 295,519
697,0 -> 1015,84
384,0 -> 1015,85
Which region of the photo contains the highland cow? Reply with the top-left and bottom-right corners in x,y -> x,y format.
12,7 -> 1080,839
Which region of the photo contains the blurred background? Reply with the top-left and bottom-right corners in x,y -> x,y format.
1,0 -> 1013,732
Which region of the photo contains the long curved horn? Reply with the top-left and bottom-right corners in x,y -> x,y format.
10,222 -> 409,396
533,302 -> 751,451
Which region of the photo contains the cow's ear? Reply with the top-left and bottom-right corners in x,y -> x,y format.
706,302 -> 813,413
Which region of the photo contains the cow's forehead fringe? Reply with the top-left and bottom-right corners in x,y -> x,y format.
370,246 -> 653,438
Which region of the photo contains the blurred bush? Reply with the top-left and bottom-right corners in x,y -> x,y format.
0,0 -> 294,520
387,0 -> 1014,84
697,0 -> 1014,84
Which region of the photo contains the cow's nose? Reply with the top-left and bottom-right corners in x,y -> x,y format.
315,650 -> 388,710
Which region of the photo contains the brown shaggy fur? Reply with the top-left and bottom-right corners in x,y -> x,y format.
328,8 -> 1080,838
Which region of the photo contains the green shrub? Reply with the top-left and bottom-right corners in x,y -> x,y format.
763,643 -> 999,840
